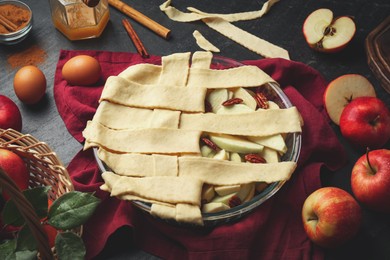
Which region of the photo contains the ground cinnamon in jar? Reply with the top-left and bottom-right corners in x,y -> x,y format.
0,4 -> 31,34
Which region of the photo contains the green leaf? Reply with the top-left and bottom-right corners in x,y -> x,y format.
55,232 -> 85,260
48,191 -> 100,230
16,224 -> 37,252
23,186 -> 51,218
0,239 -> 16,260
2,186 -> 51,226
15,250 -> 37,260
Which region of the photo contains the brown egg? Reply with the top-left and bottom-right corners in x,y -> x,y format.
13,65 -> 46,105
62,55 -> 101,86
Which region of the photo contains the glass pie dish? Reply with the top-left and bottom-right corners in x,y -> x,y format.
94,56 -> 302,227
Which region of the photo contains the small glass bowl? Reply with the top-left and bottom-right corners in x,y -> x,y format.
0,0 -> 32,45
94,56 -> 302,227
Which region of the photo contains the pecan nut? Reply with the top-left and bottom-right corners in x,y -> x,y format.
228,195 -> 242,208
201,137 -> 220,151
222,98 -> 243,106
244,153 -> 267,163
255,92 -> 269,109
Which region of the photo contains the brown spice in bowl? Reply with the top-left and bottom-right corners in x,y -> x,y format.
0,4 -> 31,34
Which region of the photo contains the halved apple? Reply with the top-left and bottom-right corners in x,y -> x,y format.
324,74 -> 376,125
303,8 -> 356,53
209,133 -> 264,153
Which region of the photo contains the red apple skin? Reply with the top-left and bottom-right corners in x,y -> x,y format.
0,148 -> 30,200
340,97 -> 390,149
351,149 -> 390,213
0,95 -> 22,132
302,187 -> 362,248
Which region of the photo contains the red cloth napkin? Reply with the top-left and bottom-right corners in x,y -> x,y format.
54,50 -> 347,260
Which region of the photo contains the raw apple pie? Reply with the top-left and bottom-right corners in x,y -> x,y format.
82,51 -> 303,225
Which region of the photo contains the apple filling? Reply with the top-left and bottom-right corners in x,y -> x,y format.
200,87 -> 288,213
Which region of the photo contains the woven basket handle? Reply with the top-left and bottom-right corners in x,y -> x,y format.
0,167 -> 53,260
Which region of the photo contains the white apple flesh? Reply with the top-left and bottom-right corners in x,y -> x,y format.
303,8 -> 356,53
209,133 -> 264,154
351,149 -> 390,213
302,187 -> 362,248
324,74 -> 376,125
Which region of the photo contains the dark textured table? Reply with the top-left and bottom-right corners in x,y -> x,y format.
1,0 -> 389,259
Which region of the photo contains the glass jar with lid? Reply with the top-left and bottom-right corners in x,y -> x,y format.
48,0 -> 109,41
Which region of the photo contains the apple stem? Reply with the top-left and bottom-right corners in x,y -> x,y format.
369,115 -> 380,126
366,147 -> 375,174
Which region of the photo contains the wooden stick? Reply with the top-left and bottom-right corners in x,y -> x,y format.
122,18 -> 150,58
109,0 -> 171,39
0,14 -> 18,32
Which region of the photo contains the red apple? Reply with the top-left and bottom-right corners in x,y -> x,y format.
42,224 -> 57,248
339,97 -> 390,149
351,149 -> 390,213
302,187 -> 362,248
303,8 -> 356,53
0,148 -> 30,200
0,95 -> 22,132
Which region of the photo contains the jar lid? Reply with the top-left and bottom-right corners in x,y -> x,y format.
365,16 -> 390,94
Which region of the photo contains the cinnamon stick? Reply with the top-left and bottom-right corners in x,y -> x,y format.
109,0 -> 171,39
0,14 -> 18,32
122,18 -> 150,58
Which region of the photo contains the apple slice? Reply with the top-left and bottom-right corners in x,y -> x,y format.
324,74 -> 376,125
216,103 -> 253,114
232,88 -> 257,110
206,89 -> 229,113
214,184 -> 241,196
201,184 -> 215,203
303,8 -> 356,53
200,145 -> 217,158
267,101 -> 280,109
248,134 -> 287,154
209,133 -> 264,154
242,184 -> 256,203
202,202 -> 230,213
211,191 -> 239,207
213,149 -> 229,160
237,183 -> 255,201
259,147 -> 280,163
230,152 -> 242,162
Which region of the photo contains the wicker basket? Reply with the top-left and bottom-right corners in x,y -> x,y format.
0,128 -> 79,259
